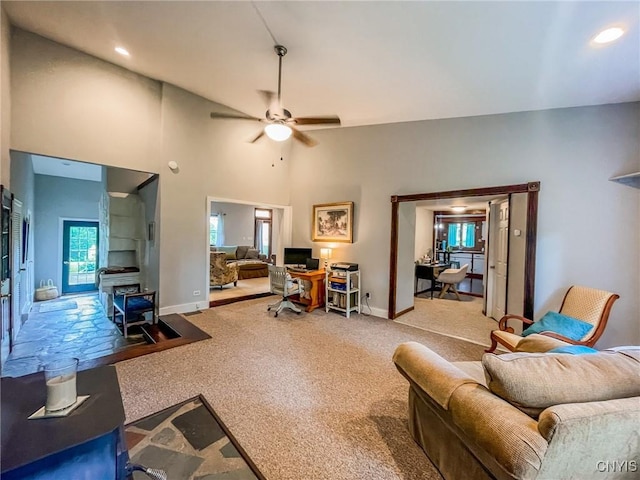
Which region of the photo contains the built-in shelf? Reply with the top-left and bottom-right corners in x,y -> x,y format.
609,172 -> 640,189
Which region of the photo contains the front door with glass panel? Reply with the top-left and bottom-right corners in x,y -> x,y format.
62,220 -> 99,294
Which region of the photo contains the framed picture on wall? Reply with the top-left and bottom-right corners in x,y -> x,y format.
312,202 -> 354,243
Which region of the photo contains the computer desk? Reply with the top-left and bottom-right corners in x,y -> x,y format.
287,268 -> 326,312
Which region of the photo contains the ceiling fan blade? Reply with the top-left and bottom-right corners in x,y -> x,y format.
210,112 -> 261,121
248,129 -> 265,144
291,126 -> 318,147
292,115 -> 341,126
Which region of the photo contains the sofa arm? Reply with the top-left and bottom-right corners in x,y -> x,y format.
450,384 -> 548,478
258,254 -> 267,261
393,342 -> 479,410
538,396 -> 640,442
536,397 -> 640,479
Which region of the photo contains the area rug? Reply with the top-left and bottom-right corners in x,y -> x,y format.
37,300 -> 78,313
125,395 -> 264,480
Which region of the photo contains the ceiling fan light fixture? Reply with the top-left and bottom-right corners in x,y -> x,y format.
592,27 -> 624,44
264,123 -> 292,142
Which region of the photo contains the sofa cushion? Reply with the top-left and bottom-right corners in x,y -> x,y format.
521,311 -> 593,341
482,350 -> 640,417
217,246 -> 237,260
547,345 -> 598,355
236,245 -> 250,260
246,248 -> 260,259
514,334 -> 570,353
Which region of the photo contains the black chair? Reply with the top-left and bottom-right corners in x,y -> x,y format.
112,284 -> 156,338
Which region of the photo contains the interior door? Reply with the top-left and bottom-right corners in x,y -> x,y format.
491,199 -> 509,320
1,186 -> 13,364
62,220 -> 99,294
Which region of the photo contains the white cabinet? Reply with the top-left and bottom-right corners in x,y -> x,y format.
325,269 -> 361,318
471,254 -> 485,275
448,253 -> 484,276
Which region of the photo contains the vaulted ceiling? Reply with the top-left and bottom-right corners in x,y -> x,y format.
4,1 -> 639,128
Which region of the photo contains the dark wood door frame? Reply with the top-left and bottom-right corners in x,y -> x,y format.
389,182 -> 540,320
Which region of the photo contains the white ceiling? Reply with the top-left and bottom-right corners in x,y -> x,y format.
4,1 -> 639,128
31,154 -> 102,182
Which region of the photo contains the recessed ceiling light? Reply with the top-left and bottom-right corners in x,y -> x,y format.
593,27 -> 624,44
115,46 -> 130,57
451,206 -> 467,213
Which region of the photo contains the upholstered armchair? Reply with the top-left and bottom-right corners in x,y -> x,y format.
486,285 -> 620,353
210,251 -> 239,289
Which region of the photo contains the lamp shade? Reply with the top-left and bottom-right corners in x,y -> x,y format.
320,248 -> 332,259
264,123 -> 292,141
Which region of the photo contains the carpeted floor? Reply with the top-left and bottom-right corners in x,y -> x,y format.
395,296 -> 498,348
116,297 -> 486,480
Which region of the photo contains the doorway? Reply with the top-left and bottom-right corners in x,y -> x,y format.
206,197 -> 292,306
389,182 -> 540,320
62,220 -> 99,294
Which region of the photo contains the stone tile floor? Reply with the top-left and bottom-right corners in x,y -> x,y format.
1,293 -> 144,378
126,397 -> 260,480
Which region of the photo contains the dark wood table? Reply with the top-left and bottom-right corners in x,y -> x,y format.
1,365 -> 127,479
415,263 -> 451,299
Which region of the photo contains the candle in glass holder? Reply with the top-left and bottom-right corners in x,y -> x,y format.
44,358 -> 78,411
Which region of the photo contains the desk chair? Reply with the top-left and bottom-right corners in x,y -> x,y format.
112,284 -> 156,338
437,264 -> 469,300
486,285 -> 620,353
267,265 -> 304,317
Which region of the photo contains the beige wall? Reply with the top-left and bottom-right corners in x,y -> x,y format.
6,26 -> 640,347
10,30 -> 162,173
10,29 -> 291,313
0,8 -> 11,186
289,103 -> 640,348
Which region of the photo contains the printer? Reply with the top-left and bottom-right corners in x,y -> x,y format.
330,262 -> 359,271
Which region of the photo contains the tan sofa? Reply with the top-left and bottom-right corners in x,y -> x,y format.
393,342 -> 640,479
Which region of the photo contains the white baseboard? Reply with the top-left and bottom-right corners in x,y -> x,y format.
367,306 -> 388,319
159,301 -> 210,316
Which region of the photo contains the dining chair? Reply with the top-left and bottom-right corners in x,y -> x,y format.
437,264 -> 469,300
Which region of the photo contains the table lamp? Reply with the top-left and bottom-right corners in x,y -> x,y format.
320,248 -> 332,268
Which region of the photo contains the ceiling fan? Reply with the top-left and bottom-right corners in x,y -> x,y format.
210,45 -> 341,147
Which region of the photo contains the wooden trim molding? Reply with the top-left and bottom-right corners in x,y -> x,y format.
389,182 -> 540,320
389,201 -> 399,318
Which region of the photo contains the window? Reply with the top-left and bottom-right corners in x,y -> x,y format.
446,222 -> 476,248
209,215 -> 219,246
254,209 -> 272,257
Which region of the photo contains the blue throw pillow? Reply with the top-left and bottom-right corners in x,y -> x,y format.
522,311 -> 593,341
548,345 -> 598,355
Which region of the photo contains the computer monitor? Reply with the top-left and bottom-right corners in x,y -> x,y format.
283,247 -> 312,267
305,258 -> 320,270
